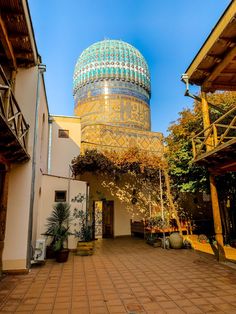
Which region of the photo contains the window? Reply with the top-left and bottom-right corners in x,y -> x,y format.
55,191 -> 67,202
58,129 -> 69,138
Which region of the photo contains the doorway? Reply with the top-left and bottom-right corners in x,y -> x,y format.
94,200 -> 114,238
102,201 -> 114,238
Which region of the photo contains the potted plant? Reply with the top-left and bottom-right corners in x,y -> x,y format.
146,214 -> 169,247
43,202 -> 72,262
73,208 -> 94,256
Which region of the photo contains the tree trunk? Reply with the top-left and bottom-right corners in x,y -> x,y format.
163,169 -> 182,235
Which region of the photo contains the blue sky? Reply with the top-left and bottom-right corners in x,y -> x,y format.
28,0 -> 231,135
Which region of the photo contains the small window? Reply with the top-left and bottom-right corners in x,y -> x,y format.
58,129 -> 69,138
55,191 -> 67,202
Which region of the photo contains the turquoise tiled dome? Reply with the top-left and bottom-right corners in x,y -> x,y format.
73,40 -> 151,98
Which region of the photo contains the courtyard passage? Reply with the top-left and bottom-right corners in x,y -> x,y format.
0,237 -> 236,313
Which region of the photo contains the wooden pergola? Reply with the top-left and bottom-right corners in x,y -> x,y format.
182,1 -> 236,259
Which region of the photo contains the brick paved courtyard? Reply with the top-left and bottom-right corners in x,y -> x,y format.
0,237 -> 236,314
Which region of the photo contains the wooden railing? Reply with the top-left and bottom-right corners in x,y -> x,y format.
0,65 -> 29,152
192,105 -> 236,159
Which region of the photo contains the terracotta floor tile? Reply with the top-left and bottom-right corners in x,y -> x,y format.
143,302 -> 163,311
159,300 -> 179,309
53,301 -> 71,309
15,304 -> 36,311
106,299 -> 122,306
37,297 -> 54,304
33,310 -> 52,314
1,238 -> 236,314
0,303 -> 19,312
90,306 -> 109,313
155,295 -> 171,302
22,297 -> 39,305
107,305 -> 127,313
216,302 -> 236,311
72,300 -> 89,308
198,303 -> 222,313
56,292 -> 71,297
34,303 -> 53,310
52,310 -> 70,314
71,308 -> 89,314
181,306 -> 204,313
175,299 -> 194,307
221,295 -> 236,303
165,309 -> 185,314
40,292 -> 56,298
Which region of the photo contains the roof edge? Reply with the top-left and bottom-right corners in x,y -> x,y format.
184,1 -> 236,82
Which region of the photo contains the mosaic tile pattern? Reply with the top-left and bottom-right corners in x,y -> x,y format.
74,81 -> 150,105
81,124 -> 163,155
74,94 -> 151,131
73,40 -> 151,101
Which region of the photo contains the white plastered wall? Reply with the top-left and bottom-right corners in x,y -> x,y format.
82,172 -> 137,237
37,174 -> 87,250
3,67 -> 49,271
48,116 -> 81,178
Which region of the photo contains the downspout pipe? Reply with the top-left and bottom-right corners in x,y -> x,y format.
27,64 -> 46,269
181,73 -> 227,115
47,117 -> 52,174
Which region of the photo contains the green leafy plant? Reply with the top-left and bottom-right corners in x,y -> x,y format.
43,202 -> 72,252
73,209 -> 93,242
71,193 -> 93,242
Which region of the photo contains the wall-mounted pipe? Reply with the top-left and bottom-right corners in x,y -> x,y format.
181,73 -> 227,115
27,64 -> 46,269
47,117 -> 52,174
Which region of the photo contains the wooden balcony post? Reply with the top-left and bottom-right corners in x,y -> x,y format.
201,90 -> 224,260
209,174 -> 225,261
3,88 -> 10,120
212,124 -> 218,147
201,91 -> 211,152
17,113 -> 22,138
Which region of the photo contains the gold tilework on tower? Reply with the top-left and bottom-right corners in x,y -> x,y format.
75,94 -> 151,131
81,124 -> 163,155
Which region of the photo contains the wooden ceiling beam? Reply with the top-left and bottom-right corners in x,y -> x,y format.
9,34 -> 29,43
15,52 -> 33,60
203,82 -> 236,92
0,16 -> 17,69
3,13 -> 24,24
202,45 -> 236,89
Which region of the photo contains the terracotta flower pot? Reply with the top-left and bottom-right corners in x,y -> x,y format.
56,249 -> 69,263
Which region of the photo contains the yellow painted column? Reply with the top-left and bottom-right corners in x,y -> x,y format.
201,90 -> 224,260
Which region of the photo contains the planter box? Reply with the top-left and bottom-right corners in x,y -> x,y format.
76,241 -> 95,256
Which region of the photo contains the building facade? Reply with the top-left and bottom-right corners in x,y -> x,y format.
0,4 -> 164,273
73,40 -> 163,238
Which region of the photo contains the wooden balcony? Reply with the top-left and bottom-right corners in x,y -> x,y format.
0,65 -> 30,163
192,105 -> 236,173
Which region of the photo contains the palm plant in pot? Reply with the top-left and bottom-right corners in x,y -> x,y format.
43,202 -> 72,262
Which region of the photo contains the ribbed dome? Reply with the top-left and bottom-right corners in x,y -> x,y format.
73,40 -> 151,98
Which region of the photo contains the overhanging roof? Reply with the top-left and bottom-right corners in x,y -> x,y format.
184,1 -> 236,92
0,0 -> 38,68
